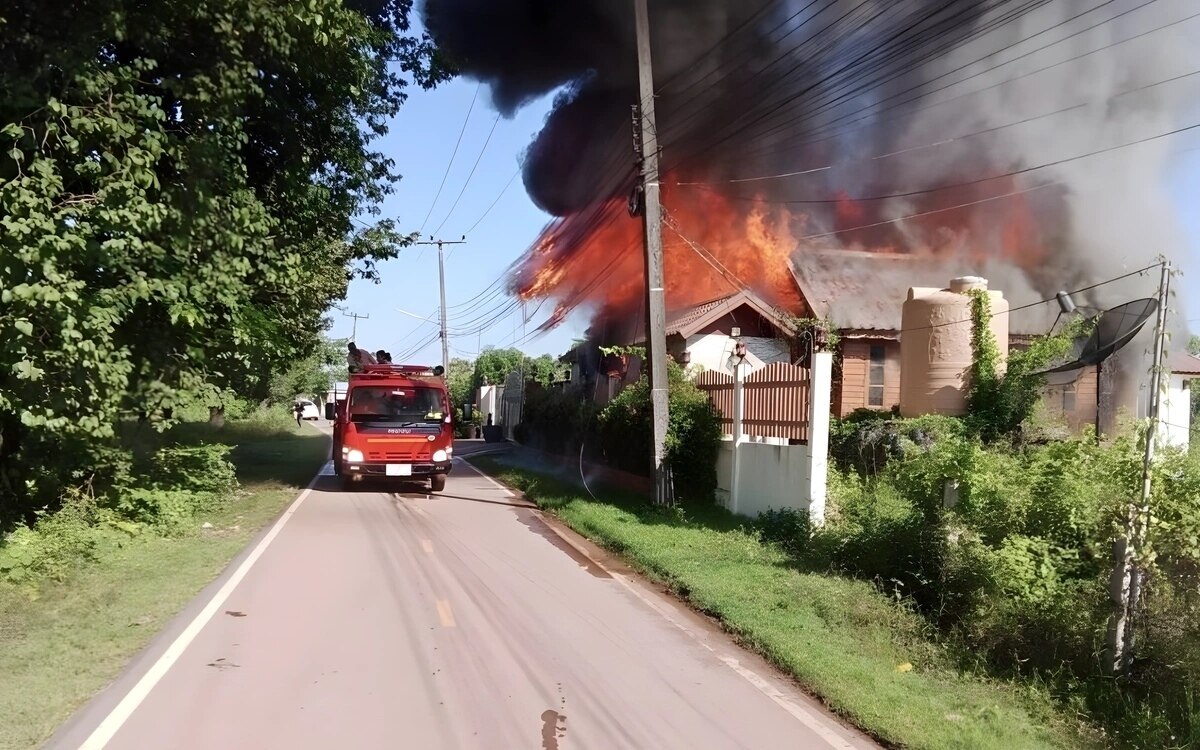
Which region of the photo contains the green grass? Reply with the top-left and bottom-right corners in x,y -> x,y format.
0,422 -> 328,750
472,456 -> 1101,750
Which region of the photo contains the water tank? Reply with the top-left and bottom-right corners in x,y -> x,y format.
899,276 -> 1009,417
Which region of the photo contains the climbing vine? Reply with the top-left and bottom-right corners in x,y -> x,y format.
965,289 -> 1093,441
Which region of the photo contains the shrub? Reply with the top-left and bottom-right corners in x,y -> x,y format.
518,385 -> 598,457
771,418 -> 1200,746
147,445 -> 238,497
597,360 -> 722,504
0,492 -> 100,584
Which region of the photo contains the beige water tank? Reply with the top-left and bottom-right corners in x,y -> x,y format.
899,276 -> 1009,417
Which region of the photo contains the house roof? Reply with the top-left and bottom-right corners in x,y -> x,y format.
788,249 -> 1053,335
664,289 -> 794,339
1169,351 -> 1200,376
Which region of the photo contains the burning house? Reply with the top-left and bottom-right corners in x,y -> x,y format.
422,0 -> 1192,430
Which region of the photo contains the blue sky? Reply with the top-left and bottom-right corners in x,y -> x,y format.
330,71 -> 1200,364
327,77 -> 577,364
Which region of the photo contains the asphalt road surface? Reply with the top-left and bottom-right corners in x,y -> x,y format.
52,438 -> 876,750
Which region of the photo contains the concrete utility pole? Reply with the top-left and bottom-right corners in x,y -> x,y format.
1108,260 -> 1171,674
417,236 -> 466,373
633,0 -> 674,506
342,310 -> 369,341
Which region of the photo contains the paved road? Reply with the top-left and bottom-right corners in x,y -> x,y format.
53,439 -> 875,750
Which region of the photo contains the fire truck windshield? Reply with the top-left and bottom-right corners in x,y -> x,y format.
348,386 -> 445,424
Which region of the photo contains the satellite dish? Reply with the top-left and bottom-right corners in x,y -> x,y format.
1040,298 -> 1158,375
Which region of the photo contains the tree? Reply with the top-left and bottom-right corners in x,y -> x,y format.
524,353 -> 566,387
446,357 -> 474,409
269,338 -> 348,404
0,0 -> 451,522
472,347 -> 526,391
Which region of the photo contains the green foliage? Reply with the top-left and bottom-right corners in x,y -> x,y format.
0,0 -> 448,522
597,359 -> 723,503
517,386 -> 597,456
965,291 -> 1091,441
446,357 -> 474,408
268,338 -> 347,404
473,347 -> 525,389
772,414 -> 1200,747
0,492 -> 100,585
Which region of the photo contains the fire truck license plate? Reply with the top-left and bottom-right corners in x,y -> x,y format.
386,464 -> 412,477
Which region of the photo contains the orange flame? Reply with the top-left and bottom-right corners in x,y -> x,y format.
513,170 -> 1053,332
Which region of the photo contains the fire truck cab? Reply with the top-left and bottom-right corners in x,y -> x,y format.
331,363 -> 454,492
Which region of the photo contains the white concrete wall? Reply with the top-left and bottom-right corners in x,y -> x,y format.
477,385 -> 503,426
713,352 -> 833,523
1159,375 -> 1191,450
716,440 -> 814,517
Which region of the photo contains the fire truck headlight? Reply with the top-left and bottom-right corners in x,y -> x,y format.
345,449 -> 365,463
432,449 -> 448,463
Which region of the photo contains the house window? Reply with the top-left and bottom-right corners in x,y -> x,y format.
868,344 -> 885,407
1063,383 -> 1076,414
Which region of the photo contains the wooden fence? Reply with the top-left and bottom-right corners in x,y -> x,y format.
695,362 -> 811,442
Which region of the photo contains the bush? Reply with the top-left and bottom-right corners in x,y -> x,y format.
0,492 -> 101,585
597,360 -> 722,504
147,445 -> 238,497
517,385 -> 598,457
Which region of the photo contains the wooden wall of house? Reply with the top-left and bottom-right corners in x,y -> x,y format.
1042,366 -> 1099,433
837,339 -> 900,416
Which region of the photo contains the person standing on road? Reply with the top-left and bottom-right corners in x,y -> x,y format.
293,401 -> 304,427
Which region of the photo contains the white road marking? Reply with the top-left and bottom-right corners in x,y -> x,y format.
457,456 -> 517,497
77,465 -> 328,750
460,457 -> 861,749
421,539 -> 434,555
436,599 -> 457,628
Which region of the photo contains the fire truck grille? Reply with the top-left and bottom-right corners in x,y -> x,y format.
368,450 -> 430,461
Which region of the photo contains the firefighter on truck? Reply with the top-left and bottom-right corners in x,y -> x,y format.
332,345 -> 453,492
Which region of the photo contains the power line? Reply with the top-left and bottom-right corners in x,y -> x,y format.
462,168 -> 520,236
678,65 -> 1200,189
431,113 -> 502,238
723,0 -> 1133,158
688,117 -> 1200,207
419,85 -> 479,234
739,1 -> 1199,164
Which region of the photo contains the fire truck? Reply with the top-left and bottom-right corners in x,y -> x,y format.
330,362 -> 454,492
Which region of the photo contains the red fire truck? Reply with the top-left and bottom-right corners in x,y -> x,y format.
331,363 -> 454,492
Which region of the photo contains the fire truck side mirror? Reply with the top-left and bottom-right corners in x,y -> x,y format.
324,402 -> 336,420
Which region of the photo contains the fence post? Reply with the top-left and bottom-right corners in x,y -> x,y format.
807,351 -> 832,526
731,361 -> 746,515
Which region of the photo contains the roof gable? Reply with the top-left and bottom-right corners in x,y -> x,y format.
665,289 -> 794,339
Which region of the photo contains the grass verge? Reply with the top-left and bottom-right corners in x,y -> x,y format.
472,455 -> 1100,750
0,422 -> 328,750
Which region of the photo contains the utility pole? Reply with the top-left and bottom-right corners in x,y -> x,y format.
633,0 -> 674,507
342,310 -> 369,341
417,236 -> 466,373
1107,259 -> 1171,674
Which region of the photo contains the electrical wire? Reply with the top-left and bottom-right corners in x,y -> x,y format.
431,113 -> 502,238
662,0 -> 1059,169
688,116 -> 1200,208
720,0 -> 1131,159
678,65 -> 1200,189
462,168 -> 520,236
740,2 -> 1199,163
419,85 -> 479,234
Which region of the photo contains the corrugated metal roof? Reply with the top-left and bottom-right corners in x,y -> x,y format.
1168,351 -> 1200,375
